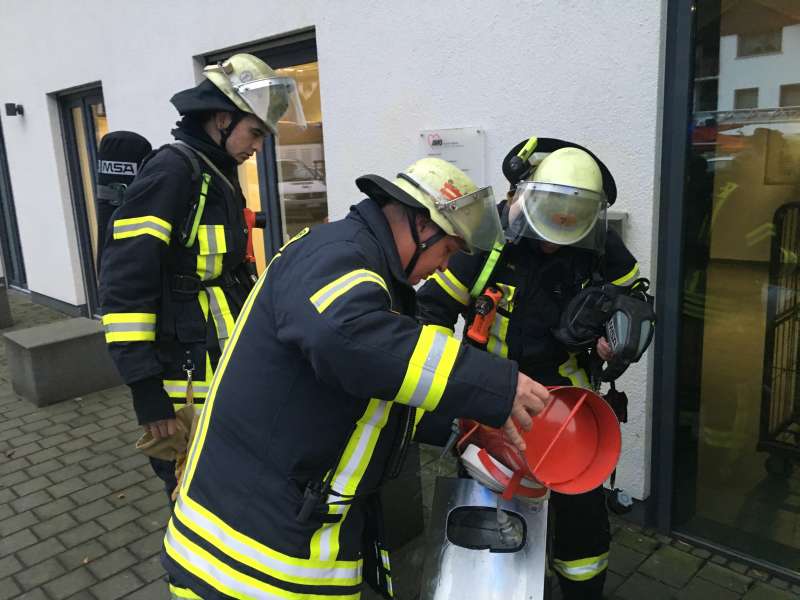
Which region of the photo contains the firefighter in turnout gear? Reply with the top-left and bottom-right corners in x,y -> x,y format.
161,157 -> 554,599
416,138 -> 641,599
99,53 -> 306,499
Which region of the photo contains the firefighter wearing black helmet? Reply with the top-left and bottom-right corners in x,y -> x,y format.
99,53 -> 306,500
416,137 -> 641,599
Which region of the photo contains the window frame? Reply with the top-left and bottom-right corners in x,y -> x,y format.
736,29 -> 782,58
59,86 -> 105,316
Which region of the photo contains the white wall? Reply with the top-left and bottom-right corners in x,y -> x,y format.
0,0 -> 665,498
718,24 -> 800,110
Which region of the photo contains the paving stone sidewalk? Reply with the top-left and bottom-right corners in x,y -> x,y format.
1,289 -> 799,600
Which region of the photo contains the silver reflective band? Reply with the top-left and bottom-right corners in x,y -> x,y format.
165,526 -> 289,599
164,382 -> 210,395
175,496 -> 363,583
103,322 -> 156,334
406,331 -> 449,408
206,289 -> 230,342
113,221 -> 171,238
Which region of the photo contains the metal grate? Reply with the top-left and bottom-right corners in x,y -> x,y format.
759,203 -> 800,466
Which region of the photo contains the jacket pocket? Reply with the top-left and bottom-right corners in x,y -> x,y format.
195,224 -> 230,281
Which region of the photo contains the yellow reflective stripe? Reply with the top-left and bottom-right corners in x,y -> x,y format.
174,495 -> 362,586
197,225 -> 227,255
558,353 -> 591,388
496,282 -> 516,312
165,519 -> 360,599
311,399 -> 392,561
280,226 -> 310,251
553,552 -> 608,581
486,313 -> 510,358
310,269 -> 389,313
197,255 -> 223,281
101,312 -> 157,343
380,549 -> 390,570
393,325 -> 460,411
611,263 -> 639,286
113,216 -> 172,244
427,324 -> 454,337
164,354 -> 214,400
165,383 -> 209,399
207,287 -> 235,348
102,313 -> 156,325
411,408 -> 425,438
430,270 -> 470,305
169,584 -> 202,599
309,503 -> 350,563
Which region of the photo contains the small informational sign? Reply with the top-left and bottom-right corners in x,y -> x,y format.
419,127 -> 486,186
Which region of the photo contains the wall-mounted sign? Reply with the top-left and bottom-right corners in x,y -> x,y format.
419,127 -> 486,186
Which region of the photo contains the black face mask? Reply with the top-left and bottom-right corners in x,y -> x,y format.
403,209 -> 447,278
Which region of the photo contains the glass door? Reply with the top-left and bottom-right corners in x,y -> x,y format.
60,88 -> 108,315
672,0 -> 800,572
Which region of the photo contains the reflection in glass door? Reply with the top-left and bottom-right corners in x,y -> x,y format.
60,89 -> 107,315
674,0 -> 800,572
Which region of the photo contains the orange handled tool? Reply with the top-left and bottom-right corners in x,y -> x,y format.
243,208 -> 267,264
467,286 -> 503,345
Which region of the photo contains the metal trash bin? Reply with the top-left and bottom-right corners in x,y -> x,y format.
420,477 -> 549,600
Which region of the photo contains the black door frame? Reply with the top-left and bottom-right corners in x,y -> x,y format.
204,28 -> 318,258
651,0 -> 800,582
59,86 -> 104,316
0,117 -> 27,289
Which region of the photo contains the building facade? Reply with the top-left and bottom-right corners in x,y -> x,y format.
1,0 -> 799,579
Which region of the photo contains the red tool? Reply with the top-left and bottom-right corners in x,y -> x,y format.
243,208 -> 267,264
467,287 -> 504,345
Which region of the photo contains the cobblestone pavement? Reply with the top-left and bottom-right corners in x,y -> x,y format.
1,289 -> 799,600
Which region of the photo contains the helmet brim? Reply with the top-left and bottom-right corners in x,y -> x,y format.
355,174 -> 428,212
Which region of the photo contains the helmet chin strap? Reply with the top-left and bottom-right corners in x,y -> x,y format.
404,209 -> 447,278
218,112 -> 245,151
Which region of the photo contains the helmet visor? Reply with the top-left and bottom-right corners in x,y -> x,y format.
507,181 -> 607,251
436,186 -> 505,253
235,76 -> 307,133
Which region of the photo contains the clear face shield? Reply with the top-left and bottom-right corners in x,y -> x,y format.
234,76 -> 307,133
398,173 -> 505,253
506,181 -> 607,252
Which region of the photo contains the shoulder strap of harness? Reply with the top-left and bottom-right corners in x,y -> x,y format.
468,241 -> 506,299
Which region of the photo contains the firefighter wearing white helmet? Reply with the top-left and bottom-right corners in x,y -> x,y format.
202,53 -> 307,136
161,155 -> 552,599
417,137 -> 642,600
99,54 -> 305,514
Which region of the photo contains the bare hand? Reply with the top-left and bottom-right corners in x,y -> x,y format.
596,336 -> 614,361
145,418 -> 178,441
503,373 -> 552,452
